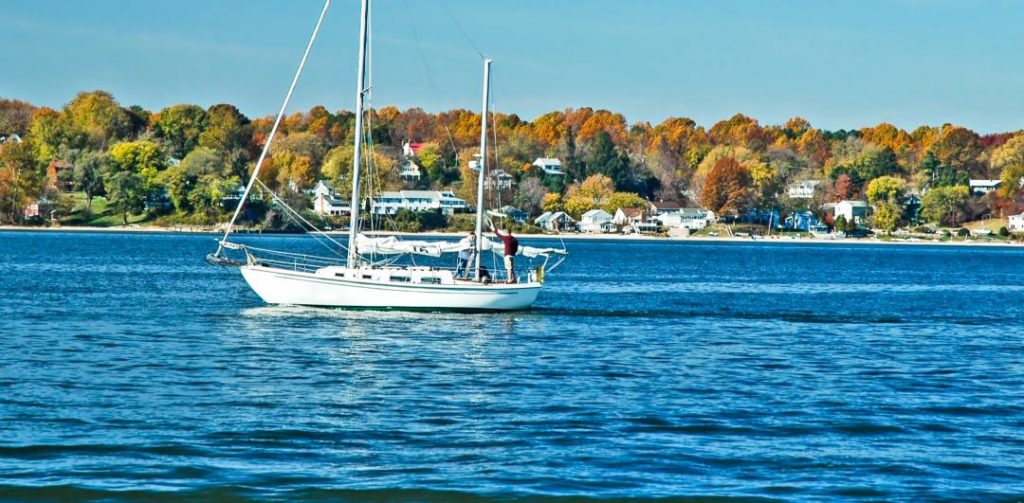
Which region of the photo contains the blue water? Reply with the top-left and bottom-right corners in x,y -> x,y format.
2,230 -> 1024,501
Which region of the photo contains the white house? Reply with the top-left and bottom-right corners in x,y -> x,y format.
371,190 -> 467,215
648,200 -> 685,216
612,207 -> 645,227
787,180 -> 821,199
834,200 -> 871,224
657,208 -> 714,230
0,133 -> 22,144
310,181 -> 350,216
969,179 -> 1001,196
399,159 -> 422,182
488,169 -> 513,190
534,211 -> 576,232
579,209 -> 614,233
532,157 -> 565,176
1009,213 -> 1024,232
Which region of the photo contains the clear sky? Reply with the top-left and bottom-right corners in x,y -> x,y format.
2,0 -> 1023,133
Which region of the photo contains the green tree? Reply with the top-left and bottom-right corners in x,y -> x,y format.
873,202 -> 902,233
27,108 -> 74,164
0,140 -> 42,224
155,104 -> 209,158
920,185 -> 970,226
586,131 -> 630,190
73,152 -> 109,210
105,170 -> 145,225
602,191 -> 646,214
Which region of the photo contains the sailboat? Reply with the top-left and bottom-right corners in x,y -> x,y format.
207,0 -> 567,311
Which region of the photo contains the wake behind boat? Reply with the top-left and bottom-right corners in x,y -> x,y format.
207,0 -> 567,311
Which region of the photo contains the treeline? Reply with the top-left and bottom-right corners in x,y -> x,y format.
1,91 -> 1023,230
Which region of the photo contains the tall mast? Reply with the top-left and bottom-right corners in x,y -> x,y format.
347,0 -> 371,268
473,59 -> 492,280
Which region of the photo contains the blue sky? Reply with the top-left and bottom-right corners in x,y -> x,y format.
2,0 -> 1023,133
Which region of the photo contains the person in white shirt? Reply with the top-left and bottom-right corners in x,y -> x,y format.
455,232 -> 475,278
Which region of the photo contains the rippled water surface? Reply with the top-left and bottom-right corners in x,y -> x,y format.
3,231 -> 1024,501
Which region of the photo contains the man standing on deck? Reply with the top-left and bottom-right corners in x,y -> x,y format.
455,232 -> 475,279
489,221 -> 519,283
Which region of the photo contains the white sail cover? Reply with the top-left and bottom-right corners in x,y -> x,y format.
356,234 -> 566,258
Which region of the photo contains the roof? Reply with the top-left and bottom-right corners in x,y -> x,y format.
651,200 -> 682,210
532,157 -> 561,166
499,205 -> 525,214
617,207 -> 644,218
969,179 -> 1001,186
838,200 -> 870,207
582,209 -> 612,218
678,208 -> 707,217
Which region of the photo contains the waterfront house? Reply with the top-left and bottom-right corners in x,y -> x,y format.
969,179 -> 1001,196
532,157 -> 565,176
784,211 -> 819,231
498,205 -> 528,224
657,207 -> 714,230
371,190 -> 467,216
833,200 -> 870,224
0,133 -> 22,144
787,180 -> 821,199
534,211 -> 576,232
612,207 -> 645,228
648,200 -> 685,216
1009,213 -> 1024,232
579,209 -> 614,233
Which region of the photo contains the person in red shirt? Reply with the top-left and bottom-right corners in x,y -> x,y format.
490,221 -> 519,283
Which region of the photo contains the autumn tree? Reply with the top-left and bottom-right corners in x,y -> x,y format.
992,135 -> 1024,199
866,176 -> 908,232
700,158 -> 752,216
0,99 -> 37,136
64,91 -> 131,150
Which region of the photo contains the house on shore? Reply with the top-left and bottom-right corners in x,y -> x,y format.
488,169 -> 513,190
498,205 -> 528,224
1009,213 -> 1024,232
833,200 -> 870,224
371,190 -> 467,216
612,207 -> 645,229
534,211 -> 576,232
46,160 -> 74,192
579,209 -> 614,233
784,211 -> 819,231
656,207 -> 714,230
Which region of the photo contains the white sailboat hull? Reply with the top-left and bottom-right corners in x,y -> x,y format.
239,265 -> 541,311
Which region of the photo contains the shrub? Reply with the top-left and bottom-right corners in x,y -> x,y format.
956,228 -> 969,237
998,226 -> 1010,237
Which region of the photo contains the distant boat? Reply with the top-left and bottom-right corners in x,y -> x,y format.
809,224 -> 832,238
207,0 -> 567,311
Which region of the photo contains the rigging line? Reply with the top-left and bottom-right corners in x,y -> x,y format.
402,0 -> 460,162
436,0 -> 486,60
218,0 -> 331,252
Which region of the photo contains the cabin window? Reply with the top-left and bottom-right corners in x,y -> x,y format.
389,275 -> 410,283
419,277 -> 442,284
362,274 -> 373,280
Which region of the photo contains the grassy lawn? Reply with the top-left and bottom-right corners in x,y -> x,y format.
60,191 -> 154,227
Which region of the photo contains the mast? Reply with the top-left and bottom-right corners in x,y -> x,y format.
473,59 -> 492,280
347,0 -> 371,268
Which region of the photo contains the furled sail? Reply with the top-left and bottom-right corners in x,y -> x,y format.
356,234 -> 567,258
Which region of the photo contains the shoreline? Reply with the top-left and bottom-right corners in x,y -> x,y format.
2,225 -> 1022,248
